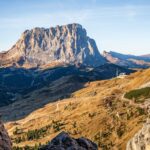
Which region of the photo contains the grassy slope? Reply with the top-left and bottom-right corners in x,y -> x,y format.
2,69 -> 150,150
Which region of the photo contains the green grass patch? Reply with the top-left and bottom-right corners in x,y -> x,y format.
124,87 -> 150,102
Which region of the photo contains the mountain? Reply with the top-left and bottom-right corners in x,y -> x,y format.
0,23 -> 106,68
1,22 -> 149,150
140,54 -> 150,58
3,68 -> 150,149
0,120 -> 12,150
102,51 -> 150,68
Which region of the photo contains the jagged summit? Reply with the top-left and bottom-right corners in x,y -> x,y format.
0,23 -> 106,68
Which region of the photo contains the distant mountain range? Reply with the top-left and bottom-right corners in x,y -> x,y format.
102,51 -> 150,68
140,54 -> 150,57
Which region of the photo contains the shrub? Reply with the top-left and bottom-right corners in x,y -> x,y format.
13,124 -> 51,143
72,121 -> 77,128
64,102 -> 78,111
13,127 -> 23,135
52,120 -> 65,132
13,143 -> 43,150
116,124 -> 126,138
136,107 -> 146,116
124,87 -> 150,102
88,112 -> 97,118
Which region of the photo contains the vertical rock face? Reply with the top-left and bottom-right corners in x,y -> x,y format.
0,120 -> 12,150
126,119 -> 150,150
0,23 -> 106,67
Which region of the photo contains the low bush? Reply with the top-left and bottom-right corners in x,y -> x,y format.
124,87 -> 150,102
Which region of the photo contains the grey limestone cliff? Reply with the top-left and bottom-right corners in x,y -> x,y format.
0,23 -> 106,67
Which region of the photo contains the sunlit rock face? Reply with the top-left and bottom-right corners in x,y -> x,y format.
0,120 -> 12,150
126,119 -> 150,150
0,23 -> 106,68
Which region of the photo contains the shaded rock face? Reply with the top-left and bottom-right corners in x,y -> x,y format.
126,119 -> 150,150
0,120 -> 12,150
40,131 -> 98,150
0,23 -> 105,67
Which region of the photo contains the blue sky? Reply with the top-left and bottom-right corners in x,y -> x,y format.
0,0 -> 150,55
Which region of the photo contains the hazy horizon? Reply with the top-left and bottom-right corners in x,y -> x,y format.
0,0 -> 150,55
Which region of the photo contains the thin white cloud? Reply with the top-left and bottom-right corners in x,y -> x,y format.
1,4 -> 150,29
0,9 -> 92,29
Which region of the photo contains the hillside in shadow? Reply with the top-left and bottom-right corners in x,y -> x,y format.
0,63 -> 134,122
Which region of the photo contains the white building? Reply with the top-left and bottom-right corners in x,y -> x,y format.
117,72 -> 127,78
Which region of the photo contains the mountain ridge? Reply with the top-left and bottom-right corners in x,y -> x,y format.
102,50 -> 150,68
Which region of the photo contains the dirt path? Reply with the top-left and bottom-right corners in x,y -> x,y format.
121,94 -> 150,111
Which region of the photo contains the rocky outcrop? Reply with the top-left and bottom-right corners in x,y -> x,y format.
0,120 -> 12,150
126,119 -> 150,150
40,131 -> 98,150
0,23 -> 106,68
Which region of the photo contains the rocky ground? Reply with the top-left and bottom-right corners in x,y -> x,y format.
1,69 -> 149,149
126,118 -> 150,150
40,131 -> 98,150
0,120 -> 12,150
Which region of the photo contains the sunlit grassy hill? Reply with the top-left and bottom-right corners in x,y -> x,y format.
1,68 -> 150,150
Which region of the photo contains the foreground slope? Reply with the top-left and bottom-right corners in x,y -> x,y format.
1,68 -> 150,149
40,131 -> 98,150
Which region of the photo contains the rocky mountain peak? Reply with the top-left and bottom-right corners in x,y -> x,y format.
0,23 -> 106,68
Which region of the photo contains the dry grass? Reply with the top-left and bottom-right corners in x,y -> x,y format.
2,68 -> 150,149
